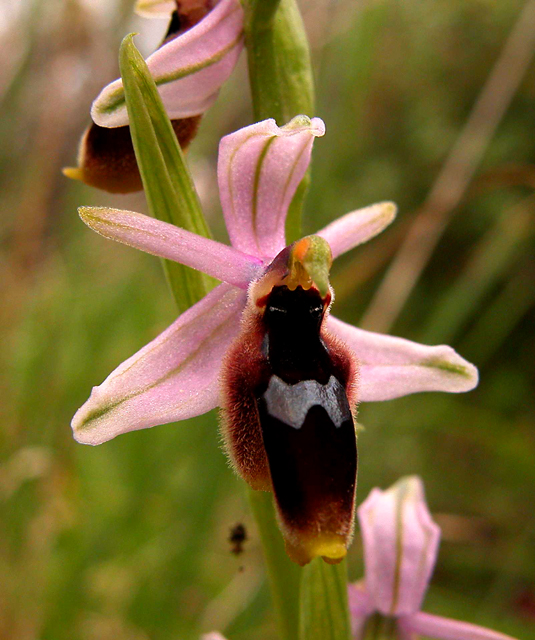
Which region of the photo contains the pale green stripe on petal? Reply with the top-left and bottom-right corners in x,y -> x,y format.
357,478 -> 441,617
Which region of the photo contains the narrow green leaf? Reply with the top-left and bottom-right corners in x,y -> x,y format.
244,0 -> 314,241
248,489 -> 301,640
119,34 -> 216,310
299,558 -> 352,640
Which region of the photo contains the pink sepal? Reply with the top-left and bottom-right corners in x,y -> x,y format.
399,612 -> 519,640
317,202 -> 396,260
79,207 -> 262,288
218,116 -> 325,258
358,477 -> 441,616
72,284 -> 246,445
327,316 -> 478,401
92,0 -> 244,127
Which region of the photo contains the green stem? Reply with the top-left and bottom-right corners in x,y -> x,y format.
363,613 -> 398,640
299,558 -> 352,640
248,489 -> 301,640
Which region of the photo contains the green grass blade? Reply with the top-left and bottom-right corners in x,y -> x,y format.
119,34 -> 216,310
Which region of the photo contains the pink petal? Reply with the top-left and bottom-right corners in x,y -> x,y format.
72,284 -> 246,445
327,317 -> 478,401
348,582 -> 375,639
217,116 -> 326,258
400,612 -> 519,640
92,0 -> 244,127
396,624 -> 418,640
316,202 -> 397,260
79,206 -> 262,288
201,634 -> 228,640
358,477 -> 441,617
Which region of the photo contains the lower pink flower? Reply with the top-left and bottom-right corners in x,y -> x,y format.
350,477 -> 518,640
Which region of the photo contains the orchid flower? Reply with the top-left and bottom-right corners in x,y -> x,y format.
64,0 -> 244,192
72,116 -> 478,565
349,477 -> 517,640
92,0 -> 243,128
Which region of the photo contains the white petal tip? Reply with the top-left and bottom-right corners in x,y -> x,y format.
90,88 -> 127,128
282,115 -> 326,137
134,0 -> 176,18
379,200 -> 397,222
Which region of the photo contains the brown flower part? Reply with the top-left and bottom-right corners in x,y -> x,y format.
64,1 -> 212,193
221,240 -> 360,566
164,1 -> 214,36
63,117 -> 201,193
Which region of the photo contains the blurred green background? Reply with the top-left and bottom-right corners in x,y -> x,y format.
1,0 -> 534,638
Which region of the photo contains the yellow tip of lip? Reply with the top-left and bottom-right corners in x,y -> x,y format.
285,534 -> 348,566
62,166 -> 84,181
311,538 -> 347,563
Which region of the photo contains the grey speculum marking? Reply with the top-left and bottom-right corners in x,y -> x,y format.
264,374 -> 351,429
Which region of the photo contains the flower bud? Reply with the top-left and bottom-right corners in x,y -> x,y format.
358,476 -> 441,616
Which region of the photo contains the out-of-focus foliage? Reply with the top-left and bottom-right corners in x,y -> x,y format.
1,0 -> 534,639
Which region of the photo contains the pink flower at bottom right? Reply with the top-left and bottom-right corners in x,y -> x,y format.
350,477 -> 519,640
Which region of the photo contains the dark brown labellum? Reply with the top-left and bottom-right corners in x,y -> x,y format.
69,117 -> 201,194
221,285 -> 359,565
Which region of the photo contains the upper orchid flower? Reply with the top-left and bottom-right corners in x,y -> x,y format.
349,477 -> 517,640
92,0 -> 243,128
64,0 -> 244,192
72,116 -> 478,565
